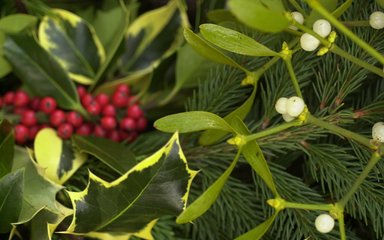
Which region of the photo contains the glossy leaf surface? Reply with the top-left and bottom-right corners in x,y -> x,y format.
0,119 -> 14,178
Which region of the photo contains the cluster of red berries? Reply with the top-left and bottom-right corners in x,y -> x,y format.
0,84 -> 147,145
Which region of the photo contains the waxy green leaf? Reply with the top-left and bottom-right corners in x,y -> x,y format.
207,9 -> 238,23
184,28 -> 247,72
306,0 -> 338,26
34,128 -> 87,184
376,0 -> 384,9
177,150 -> 240,223
0,119 -> 14,178
200,24 -> 279,57
0,14 -> 37,33
0,169 -> 24,233
3,34 -> 82,111
72,135 -> 136,175
39,9 -> 106,85
235,212 -> 278,240
154,111 -> 235,133
228,0 -> 290,33
66,133 -> 197,234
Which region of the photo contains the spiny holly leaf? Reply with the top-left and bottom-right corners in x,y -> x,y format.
0,169 -> 24,233
0,119 -> 14,178
39,8 -> 106,85
66,133 -> 197,234
34,128 -> 87,184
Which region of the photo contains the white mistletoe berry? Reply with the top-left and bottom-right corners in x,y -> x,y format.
315,214 -> 335,233
282,114 -> 295,122
275,97 -> 288,114
289,11 -> 304,30
369,11 -> 384,29
313,19 -> 332,38
372,122 -> 384,142
286,96 -> 305,117
300,33 -> 320,51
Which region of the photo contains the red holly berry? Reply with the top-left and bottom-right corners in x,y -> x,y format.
3,91 -> 14,105
93,125 -> 107,138
100,116 -> 116,130
28,125 -> 40,140
66,111 -> 83,127
77,86 -> 87,98
14,90 -> 30,107
21,110 -> 37,126
120,117 -> 136,131
112,91 -> 128,108
107,130 -> 120,142
136,117 -> 147,131
39,97 -> 57,114
13,107 -> 27,115
95,93 -> 110,107
76,124 -> 92,136
29,97 -> 41,111
126,104 -> 143,119
81,93 -> 93,107
102,104 -> 116,117
0,97 -> 2,109
50,110 -> 66,127
115,84 -> 130,95
86,101 -> 101,115
57,123 -> 73,139
14,124 -> 29,144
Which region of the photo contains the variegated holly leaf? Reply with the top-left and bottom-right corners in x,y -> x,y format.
39,8 -> 106,85
34,128 -> 87,184
65,133 -> 197,234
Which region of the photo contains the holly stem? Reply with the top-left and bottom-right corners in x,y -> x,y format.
306,0 -> 384,64
284,58 -> 303,98
338,151 -> 382,208
284,201 -> 333,211
244,120 -> 302,143
306,114 -> 375,149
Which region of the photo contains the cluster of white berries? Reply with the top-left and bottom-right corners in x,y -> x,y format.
315,214 -> 335,233
300,19 -> 332,52
289,11 -> 304,30
369,11 -> 384,29
275,96 -> 305,122
372,122 -> 384,142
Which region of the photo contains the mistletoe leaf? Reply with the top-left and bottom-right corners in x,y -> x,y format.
66,133 -> 197,234
0,169 -> 24,233
306,0 -> 338,26
3,34 -> 82,111
0,119 -> 14,178
72,135 -> 136,175
39,8 -> 105,85
235,212 -> 278,240
34,128 -> 87,184
154,111 -> 235,133
0,14 -> 37,33
199,24 -> 279,57
228,0 -> 289,33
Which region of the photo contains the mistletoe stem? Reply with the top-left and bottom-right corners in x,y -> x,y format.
338,151 -> 382,208
284,201 -> 333,211
245,120 -> 301,142
284,58 -> 303,98
338,212 -> 347,240
306,0 -> 384,64
306,114 -> 375,149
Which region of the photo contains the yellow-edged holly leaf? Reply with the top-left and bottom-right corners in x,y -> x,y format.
0,119 -> 14,178
120,0 -> 188,74
34,128 -> 87,184
65,133 -> 197,234
39,9 -> 106,85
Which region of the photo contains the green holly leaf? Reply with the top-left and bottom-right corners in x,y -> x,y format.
65,133 -> 197,234
228,0 -> 290,33
39,8 -> 106,85
154,111 -> 235,133
199,24 -> 279,57
235,212 -> 278,240
0,169 -> 24,233
34,128 -> 87,184
3,34 -> 83,112
72,135 -> 136,175
0,119 -> 14,178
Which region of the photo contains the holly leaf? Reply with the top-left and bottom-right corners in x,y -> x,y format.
34,128 -> 87,184
0,119 -> 14,178
3,34 -> 83,111
0,169 -> 24,233
39,9 -> 105,85
72,135 -> 136,175
154,111 -> 235,133
65,133 -> 197,234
